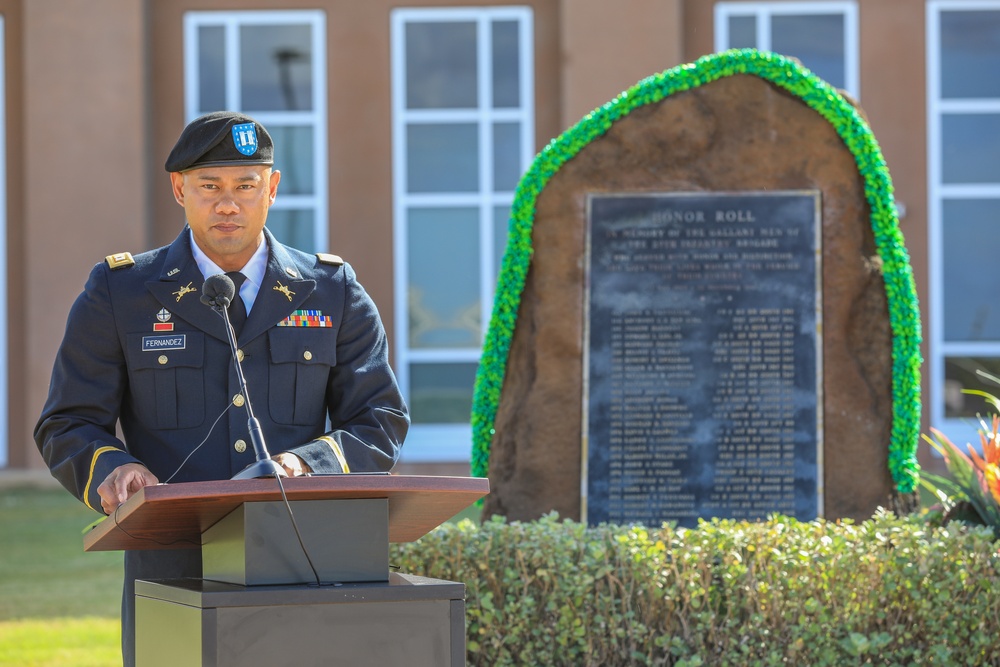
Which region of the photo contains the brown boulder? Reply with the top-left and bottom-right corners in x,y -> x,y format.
485,73 -> 898,523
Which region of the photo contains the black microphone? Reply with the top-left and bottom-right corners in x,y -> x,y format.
200,273 -> 235,309
201,275 -> 286,481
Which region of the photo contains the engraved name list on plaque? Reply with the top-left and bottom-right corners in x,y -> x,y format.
582,192 -> 823,528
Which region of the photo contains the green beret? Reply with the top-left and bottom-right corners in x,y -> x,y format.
164,111 -> 274,173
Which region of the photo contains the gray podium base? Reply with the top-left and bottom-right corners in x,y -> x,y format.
202,498 -> 389,586
135,573 -> 465,667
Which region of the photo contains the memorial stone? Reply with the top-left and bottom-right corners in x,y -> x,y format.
478,53 -> 919,524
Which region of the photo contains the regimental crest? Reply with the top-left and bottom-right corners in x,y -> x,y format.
232,122 -> 258,156
157,308 -> 172,323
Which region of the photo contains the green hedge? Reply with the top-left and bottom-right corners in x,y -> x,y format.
391,512 -> 1000,666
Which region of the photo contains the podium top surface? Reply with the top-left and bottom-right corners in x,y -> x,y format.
83,474 -> 489,552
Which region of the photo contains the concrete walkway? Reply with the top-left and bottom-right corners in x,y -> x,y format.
0,468 -> 60,489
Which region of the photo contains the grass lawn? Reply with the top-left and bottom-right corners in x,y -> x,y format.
0,486 -> 122,667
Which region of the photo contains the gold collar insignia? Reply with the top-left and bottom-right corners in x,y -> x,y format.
273,281 -> 296,302
172,282 -> 197,303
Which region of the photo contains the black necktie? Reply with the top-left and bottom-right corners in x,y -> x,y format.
226,271 -> 248,336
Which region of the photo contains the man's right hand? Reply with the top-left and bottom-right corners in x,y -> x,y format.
96,463 -> 159,514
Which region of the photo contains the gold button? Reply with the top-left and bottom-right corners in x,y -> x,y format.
234,439 -> 247,453
158,355 -> 168,365
303,350 -> 313,361
233,394 -> 245,408
236,349 -> 245,362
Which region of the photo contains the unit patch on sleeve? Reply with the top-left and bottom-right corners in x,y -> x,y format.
277,310 -> 333,328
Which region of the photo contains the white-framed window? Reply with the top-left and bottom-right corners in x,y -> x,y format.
183,10 -> 327,253
928,1 -> 1000,446
715,1 -> 859,98
390,7 -> 534,462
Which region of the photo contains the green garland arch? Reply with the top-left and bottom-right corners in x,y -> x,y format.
470,49 -> 923,494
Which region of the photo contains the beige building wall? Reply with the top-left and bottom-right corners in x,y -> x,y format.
22,0 -> 148,469
6,0 -> 938,475
559,0 -> 684,129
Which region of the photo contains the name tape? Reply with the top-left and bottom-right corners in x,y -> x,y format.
142,334 -> 187,351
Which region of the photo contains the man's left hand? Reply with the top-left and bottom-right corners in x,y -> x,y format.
272,452 -> 312,477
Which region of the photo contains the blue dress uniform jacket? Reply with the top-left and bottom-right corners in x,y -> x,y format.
35,227 -> 408,667
34,226 -> 409,509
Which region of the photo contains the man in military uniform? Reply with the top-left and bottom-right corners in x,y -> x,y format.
34,111 -> 408,666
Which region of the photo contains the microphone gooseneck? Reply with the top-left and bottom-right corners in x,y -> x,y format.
201,273 -> 323,586
200,275 -> 286,480
197,275 -> 320,585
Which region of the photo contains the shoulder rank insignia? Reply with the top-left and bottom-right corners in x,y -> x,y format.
105,252 -> 135,270
316,252 -> 344,267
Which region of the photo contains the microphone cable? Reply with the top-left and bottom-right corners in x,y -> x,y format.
162,400 -> 235,484
272,472 -> 328,587
107,397 -> 329,585
101,400 -> 235,547
109,501 -> 201,548
108,400 -> 329,585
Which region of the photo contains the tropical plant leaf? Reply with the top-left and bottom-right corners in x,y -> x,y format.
974,367 -> 1000,387
962,388 -> 1000,415
919,471 -> 961,506
923,430 -> 996,524
972,466 -> 1000,525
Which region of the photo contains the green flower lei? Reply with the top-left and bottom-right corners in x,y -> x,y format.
470,49 -> 922,494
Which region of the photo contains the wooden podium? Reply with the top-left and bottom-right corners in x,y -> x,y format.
84,474 -> 489,667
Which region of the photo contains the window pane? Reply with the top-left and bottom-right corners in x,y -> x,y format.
942,114 -> 1000,184
728,15 -> 757,49
409,362 -> 479,423
492,20 -> 520,107
493,122 -> 521,192
406,21 -> 477,109
269,125 -> 315,195
771,14 -> 846,89
941,11 -> 1000,99
494,204 -> 510,279
943,199 -> 1000,341
266,209 -> 315,252
197,26 -> 226,113
406,123 -> 479,193
944,357 -> 1000,418
240,24 -> 313,111
407,207 -> 481,348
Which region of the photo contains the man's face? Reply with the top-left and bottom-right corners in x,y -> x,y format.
169,164 -> 281,272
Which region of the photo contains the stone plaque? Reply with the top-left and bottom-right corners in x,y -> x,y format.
582,192 -> 823,527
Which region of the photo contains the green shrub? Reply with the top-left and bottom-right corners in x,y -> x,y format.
391,512 -> 1000,666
